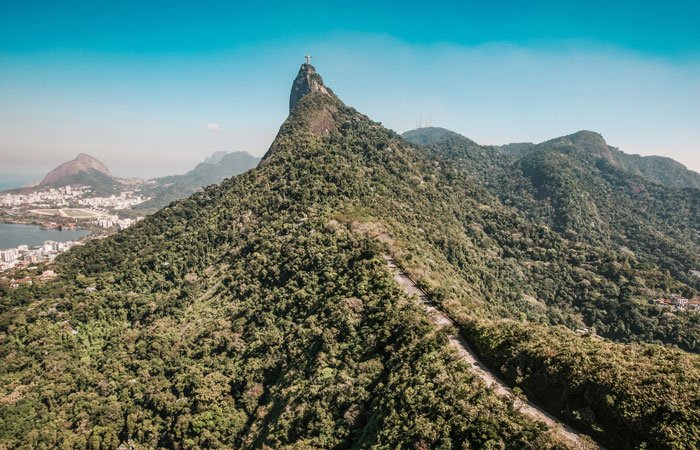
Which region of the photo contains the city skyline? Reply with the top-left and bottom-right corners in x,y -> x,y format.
2,1 -> 700,179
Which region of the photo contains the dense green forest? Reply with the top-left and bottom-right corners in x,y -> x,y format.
3,67 -> 700,449
404,128 -> 700,290
607,146 -> 700,188
457,318 -> 700,450
0,86 -> 568,450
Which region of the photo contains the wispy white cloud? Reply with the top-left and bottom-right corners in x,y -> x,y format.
205,123 -> 220,132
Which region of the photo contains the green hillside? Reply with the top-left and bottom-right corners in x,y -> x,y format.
404,126 -> 700,189
401,127 -> 469,145
135,151 -> 260,212
3,66 -> 700,449
609,147 -> 700,188
405,128 -> 700,291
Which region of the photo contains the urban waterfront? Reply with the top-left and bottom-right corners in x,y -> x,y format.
0,222 -> 90,249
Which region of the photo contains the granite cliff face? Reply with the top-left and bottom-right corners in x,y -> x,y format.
289,63 -> 333,113
40,153 -> 112,185
550,130 -> 615,163
262,64 -> 338,163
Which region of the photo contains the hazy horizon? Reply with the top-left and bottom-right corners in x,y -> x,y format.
2,1 -> 699,179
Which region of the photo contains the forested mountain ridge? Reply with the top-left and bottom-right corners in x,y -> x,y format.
0,65 -> 568,450
609,146 -> 700,188
404,127 -> 700,291
405,126 -> 700,189
2,65 -> 700,449
134,151 -> 260,212
402,127 -> 469,145
534,129 -> 700,188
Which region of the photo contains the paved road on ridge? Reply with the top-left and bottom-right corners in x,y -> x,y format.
385,255 -> 603,450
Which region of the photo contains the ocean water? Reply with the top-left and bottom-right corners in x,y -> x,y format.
0,223 -> 90,249
0,174 -> 42,191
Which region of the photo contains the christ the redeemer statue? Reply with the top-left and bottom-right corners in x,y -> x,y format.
305,54 -> 312,64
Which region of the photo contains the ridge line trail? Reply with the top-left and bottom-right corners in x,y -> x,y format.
172,280 -> 222,351
385,255 -> 603,450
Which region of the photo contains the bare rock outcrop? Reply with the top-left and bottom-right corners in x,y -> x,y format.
289,63 -> 333,113
40,153 -> 112,185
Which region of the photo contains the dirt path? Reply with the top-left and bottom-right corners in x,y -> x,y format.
193,280 -> 221,307
173,280 -> 222,351
386,256 -> 602,450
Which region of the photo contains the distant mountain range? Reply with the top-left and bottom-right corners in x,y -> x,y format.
134,151 -> 261,211
1,150 -> 260,210
3,153 -> 127,196
403,126 -> 700,288
40,153 -> 112,185
406,126 -> 700,188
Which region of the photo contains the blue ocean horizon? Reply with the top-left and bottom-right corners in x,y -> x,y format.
0,174 -> 41,191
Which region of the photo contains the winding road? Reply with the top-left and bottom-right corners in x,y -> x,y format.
385,255 -> 603,450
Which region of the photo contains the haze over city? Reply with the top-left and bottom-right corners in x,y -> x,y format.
2,1 -> 699,179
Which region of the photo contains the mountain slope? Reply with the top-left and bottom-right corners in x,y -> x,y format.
40,153 -> 112,185
0,65 -> 568,450
135,151 -> 260,211
402,127 -> 468,145
3,66 -> 700,449
406,128 -> 700,291
608,147 -> 700,188
404,126 -> 700,189
2,153 -> 127,196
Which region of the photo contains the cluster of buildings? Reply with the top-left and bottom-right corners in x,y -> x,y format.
0,185 -> 148,210
1,184 -> 149,234
0,185 -> 88,207
9,270 -> 57,288
655,294 -> 700,312
78,192 -> 148,210
1,214 -> 145,272
0,240 -> 81,271
93,215 -> 144,229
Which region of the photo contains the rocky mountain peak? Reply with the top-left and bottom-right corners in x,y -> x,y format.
40,153 -> 112,185
543,130 -> 615,164
289,63 -> 332,113
567,130 -> 614,163
567,130 -> 608,148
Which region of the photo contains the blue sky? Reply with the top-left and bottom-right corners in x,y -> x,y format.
1,0 -> 699,179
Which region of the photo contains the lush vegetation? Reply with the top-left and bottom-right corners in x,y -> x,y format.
0,93 -> 567,449
402,127 -> 468,145
405,128 -> 700,291
609,146 -> 700,189
458,318 -> 700,450
3,77 -> 700,449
